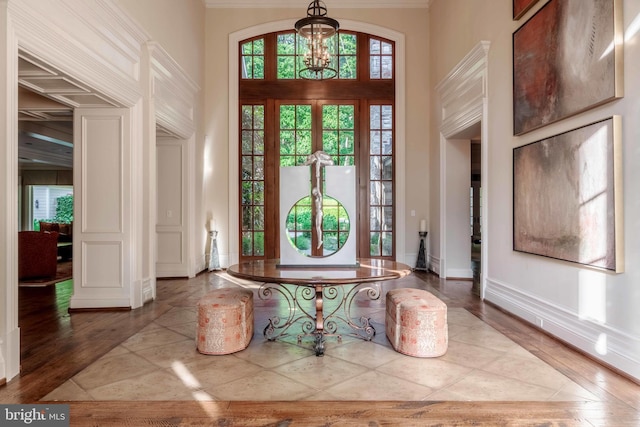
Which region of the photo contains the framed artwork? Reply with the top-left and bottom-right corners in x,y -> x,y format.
513,117 -> 623,272
513,0 -> 540,20
513,0 -> 623,135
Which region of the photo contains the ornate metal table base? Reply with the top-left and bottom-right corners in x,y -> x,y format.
258,282 -> 381,356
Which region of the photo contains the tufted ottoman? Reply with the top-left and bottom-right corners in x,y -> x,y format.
196,288 -> 254,355
385,288 -> 448,357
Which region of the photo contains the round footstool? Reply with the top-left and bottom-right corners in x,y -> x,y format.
385,288 -> 448,357
196,287 -> 254,355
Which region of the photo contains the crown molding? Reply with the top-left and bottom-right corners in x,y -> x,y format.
205,0 -> 432,8
436,41 -> 490,139
8,0 -> 146,107
148,41 -> 199,139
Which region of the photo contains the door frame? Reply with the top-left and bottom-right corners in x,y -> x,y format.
228,19 -> 407,266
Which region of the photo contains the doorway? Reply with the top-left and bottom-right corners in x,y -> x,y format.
470,140 -> 481,295
436,41 -> 490,298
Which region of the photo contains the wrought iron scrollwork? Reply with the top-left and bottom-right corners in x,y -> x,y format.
259,281 -> 382,354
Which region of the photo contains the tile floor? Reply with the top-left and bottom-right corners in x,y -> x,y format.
42,272 -> 600,402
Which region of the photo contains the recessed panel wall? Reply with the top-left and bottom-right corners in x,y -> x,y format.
157,232 -> 183,263
82,116 -> 122,232
82,241 -> 123,288
156,140 -> 188,277
71,108 -> 131,308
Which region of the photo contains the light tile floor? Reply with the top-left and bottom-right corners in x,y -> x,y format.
42,272 -> 601,402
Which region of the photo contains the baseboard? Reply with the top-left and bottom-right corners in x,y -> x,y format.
142,278 -> 154,303
156,265 -> 189,278
428,254 -> 440,275
69,306 -> 131,313
69,297 -> 132,310
485,276 -> 640,383
0,327 -> 21,382
446,267 -> 473,279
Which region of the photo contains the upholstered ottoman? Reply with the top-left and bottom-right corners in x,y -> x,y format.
385,288 -> 448,357
196,288 -> 254,355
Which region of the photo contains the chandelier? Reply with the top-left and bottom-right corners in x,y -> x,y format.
294,0 -> 340,80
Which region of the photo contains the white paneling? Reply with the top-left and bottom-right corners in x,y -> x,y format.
485,277 -> 640,382
82,116 -> 123,233
444,139 -> 472,278
157,144 -> 183,226
157,231 -> 183,264
0,2 -> 21,382
436,41 -> 489,285
156,139 -> 187,277
71,108 -> 131,309
8,0 -> 145,107
82,241 -> 123,288
148,42 -> 199,139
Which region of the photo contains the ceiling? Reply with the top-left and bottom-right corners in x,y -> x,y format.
17,51 -> 177,171
18,51 -> 121,170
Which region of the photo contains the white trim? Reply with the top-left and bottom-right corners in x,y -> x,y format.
8,0 -> 145,107
149,41 -> 200,139
446,268 -> 473,279
0,2 -> 21,381
207,0 -> 432,8
428,254 -> 440,275
438,134 -> 447,278
229,19 -> 407,264
485,277 -> 640,383
436,41 -> 490,287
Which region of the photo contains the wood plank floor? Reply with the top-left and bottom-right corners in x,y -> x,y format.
1,270 -> 639,426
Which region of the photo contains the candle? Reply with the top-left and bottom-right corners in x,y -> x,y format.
209,218 -> 217,231
420,219 -> 427,232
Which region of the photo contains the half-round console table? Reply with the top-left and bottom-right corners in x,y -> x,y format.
227,258 -> 412,356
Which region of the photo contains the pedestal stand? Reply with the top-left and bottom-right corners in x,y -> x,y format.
208,230 -> 220,271
415,231 -> 428,271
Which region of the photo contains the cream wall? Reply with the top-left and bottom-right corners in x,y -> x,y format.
429,0 -> 640,381
116,0 -> 205,84
205,7 -> 430,265
117,0 -> 208,273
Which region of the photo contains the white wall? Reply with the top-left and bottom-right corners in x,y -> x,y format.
444,139 -> 472,279
429,0 -> 640,381
115,0 -> 204,85
156,138 -> 190,277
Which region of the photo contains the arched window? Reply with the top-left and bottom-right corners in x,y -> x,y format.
239,30 -> 395,261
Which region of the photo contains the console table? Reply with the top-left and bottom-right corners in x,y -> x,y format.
227,258 -> 412,356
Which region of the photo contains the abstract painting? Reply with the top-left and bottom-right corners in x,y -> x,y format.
513,117 -> 623,272
513,0 -> 623,135
513,0 -> 540,20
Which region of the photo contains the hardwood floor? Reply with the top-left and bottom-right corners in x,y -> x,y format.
1,270 -> 639,426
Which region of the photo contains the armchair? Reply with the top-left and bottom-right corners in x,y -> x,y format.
18,231 -> 59,280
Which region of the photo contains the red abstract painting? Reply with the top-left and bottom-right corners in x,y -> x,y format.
513,0 -> 540,20
513,0 -> 622,135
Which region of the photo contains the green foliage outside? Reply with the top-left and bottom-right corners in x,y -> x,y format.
242,32 -> 357,81
242,231 -> 265,257
285,196 -> 349,255
33,194 -> 73,230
